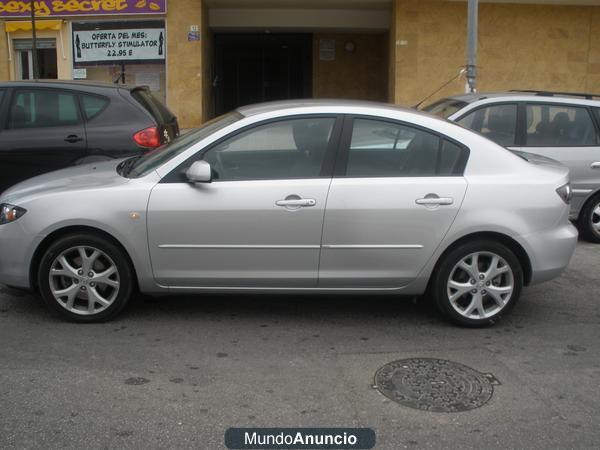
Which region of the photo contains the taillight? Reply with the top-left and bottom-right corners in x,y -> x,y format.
556,182 -> 572,204
133,126 -> 160,148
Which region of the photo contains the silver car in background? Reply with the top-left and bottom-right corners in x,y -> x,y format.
0,100 -> 577,326
424,91 -> 600,242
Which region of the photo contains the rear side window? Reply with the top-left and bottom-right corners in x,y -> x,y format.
131,88 -> 173,124
0,89 -> 5,105
456,104 -> 517,147
8,89 -> 80,129
81,94 -> 109,120
526,104 -> 597,146
345,118 -> 468,177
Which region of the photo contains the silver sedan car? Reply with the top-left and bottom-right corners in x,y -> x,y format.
0,100 -> 578,326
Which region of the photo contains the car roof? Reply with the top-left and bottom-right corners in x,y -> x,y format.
237,99 -> 412,117
0,79 -> 142,91
445,91 -> 600,106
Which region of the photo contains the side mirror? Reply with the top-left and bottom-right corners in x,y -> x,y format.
185,160 -> 212,183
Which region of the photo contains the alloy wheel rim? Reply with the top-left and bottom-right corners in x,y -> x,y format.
591,203 -> 600,235
49,246 -> 120,315
447,251 -> 514,320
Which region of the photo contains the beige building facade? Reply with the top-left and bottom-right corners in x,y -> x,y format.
1,0 -> 599,129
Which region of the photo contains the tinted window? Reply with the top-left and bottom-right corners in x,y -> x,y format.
457,104 -> 517,146
345,118 -> 467,177
526,104 -> 597,146
0,89 -> 5,105
131,88 -> 174,124
8,89 -> 80,129
423,98 -> 468,119
203,117 -> 335,181
81,94 -> 109,120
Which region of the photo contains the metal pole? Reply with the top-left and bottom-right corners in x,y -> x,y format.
30,0 -> 39,79
466,0 -> 478,93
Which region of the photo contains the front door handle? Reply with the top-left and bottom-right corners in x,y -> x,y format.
416,196 -> 454,206
591,162 -> 600,169
276,198 -> 316,207
65,134 -> 83,143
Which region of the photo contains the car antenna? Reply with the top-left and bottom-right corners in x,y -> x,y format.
413,67 -> 467,109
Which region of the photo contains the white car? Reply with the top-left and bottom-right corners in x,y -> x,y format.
0,100 -> 577,325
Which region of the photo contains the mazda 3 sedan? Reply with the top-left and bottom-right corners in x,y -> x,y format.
0,100 -> 577,326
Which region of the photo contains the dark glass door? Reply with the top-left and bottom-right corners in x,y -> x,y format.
214,34 -> 312,116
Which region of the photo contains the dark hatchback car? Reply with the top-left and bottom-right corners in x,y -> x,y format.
0,80 -> 179,194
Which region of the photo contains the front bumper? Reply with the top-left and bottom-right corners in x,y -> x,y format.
0,220 -> 40,289
520,221 -> 578,285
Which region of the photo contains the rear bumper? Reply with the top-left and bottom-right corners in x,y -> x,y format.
519,222 -> 578,285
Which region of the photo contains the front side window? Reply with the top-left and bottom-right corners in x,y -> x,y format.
203,117 -> 335,181
526,104 -> 598,146
345,118 -> 467,177
8,89 -> 80,129
456,104 -> 517,147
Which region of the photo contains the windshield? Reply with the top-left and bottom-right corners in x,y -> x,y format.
126,112 -> 243,178
422,98 -> 468,119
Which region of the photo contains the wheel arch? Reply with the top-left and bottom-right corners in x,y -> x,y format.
29,225 -> 139,291
429,231 -> 533,288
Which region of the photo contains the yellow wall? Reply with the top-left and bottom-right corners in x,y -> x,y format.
165,0 -> 207,128
391,0 -> 600,106
0,21 -> 8,80
313,33 -> 388,102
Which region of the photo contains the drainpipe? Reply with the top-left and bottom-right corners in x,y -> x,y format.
466,0 -> 478,93
31,0 -> 39,79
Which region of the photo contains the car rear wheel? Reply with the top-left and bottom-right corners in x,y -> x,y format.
38,233 -> 133,322
432,240 -> 523,327
578,195 -> 600,243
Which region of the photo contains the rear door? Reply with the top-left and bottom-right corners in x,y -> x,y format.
0,87 -> 87,193
318,116 -> 469,288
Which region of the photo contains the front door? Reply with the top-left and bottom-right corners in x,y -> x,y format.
319,117 -> 469,288
147,116 -> 341,287
0,88 -> 87,193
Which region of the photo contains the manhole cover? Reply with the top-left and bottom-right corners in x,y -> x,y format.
374,358 -> 494,412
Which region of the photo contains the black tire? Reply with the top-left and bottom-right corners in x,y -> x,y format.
432,240 -> 523,327
37,233 -> 133,322
578,194 -> 600,243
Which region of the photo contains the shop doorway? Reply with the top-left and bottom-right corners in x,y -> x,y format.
13,39 -> 58,80
213,33 -> 312,116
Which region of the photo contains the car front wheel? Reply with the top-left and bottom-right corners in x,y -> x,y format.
432,240 -> 523,327
38,233 -> 133,322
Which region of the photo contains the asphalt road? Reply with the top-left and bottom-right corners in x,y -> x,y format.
0,242 -> 598,449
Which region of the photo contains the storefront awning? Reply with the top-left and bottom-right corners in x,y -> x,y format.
5,20 -> 63,33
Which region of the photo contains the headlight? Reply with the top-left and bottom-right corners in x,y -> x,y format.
556,183 -> 572,205
0,204 -> 27,225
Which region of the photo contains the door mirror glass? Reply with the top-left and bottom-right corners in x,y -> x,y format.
186,160 -> 212,183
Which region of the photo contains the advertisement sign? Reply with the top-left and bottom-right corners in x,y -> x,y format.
0,0 -> 166,18
72,21 -> 165,65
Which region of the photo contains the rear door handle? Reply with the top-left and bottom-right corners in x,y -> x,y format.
65,135 -> 83,143
276,198 -> 316,207
591,162 -> 600,169
416,197 -> 454,206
